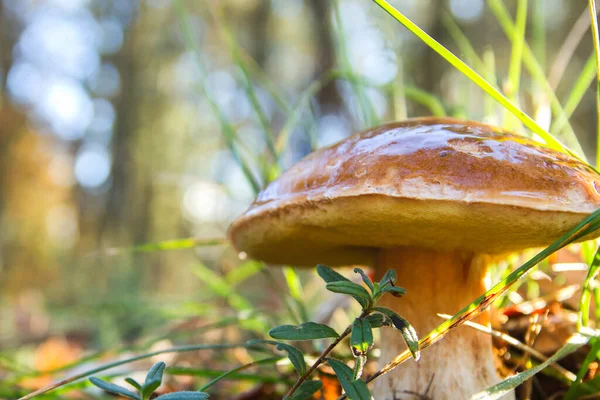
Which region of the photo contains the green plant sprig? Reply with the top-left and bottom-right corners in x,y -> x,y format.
90,362 -> 209,400
258,265 -> 418,400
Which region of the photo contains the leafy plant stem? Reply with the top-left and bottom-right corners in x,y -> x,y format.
285,313 -> 364,399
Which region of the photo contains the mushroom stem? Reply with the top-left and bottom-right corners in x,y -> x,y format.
373,248 -> 504,400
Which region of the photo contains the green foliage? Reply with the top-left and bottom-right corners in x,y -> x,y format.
276,264 -> 417,399
247,340 -> 307,376
89,378 -> 140,400
287,380 -> 323,400
372,307 -> 420,361
326,358 -> 372,400
269,322 -> 339,341
350,318 -> 373,357
89,362 -> 210,400
316,264 -> 350,283
325,281 -> 372,310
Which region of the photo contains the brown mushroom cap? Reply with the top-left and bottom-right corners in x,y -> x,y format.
229,117 -> 600,266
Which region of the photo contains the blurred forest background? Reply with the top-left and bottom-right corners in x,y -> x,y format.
1,0 -> 599,398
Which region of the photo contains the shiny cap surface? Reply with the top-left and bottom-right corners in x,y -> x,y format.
229,117 -> 600,266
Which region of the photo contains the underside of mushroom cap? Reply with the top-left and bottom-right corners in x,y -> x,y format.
229,117 -> 600,266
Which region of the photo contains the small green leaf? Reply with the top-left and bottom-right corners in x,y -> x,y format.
125,377 -> 142,391
378,269 -> 397,288
89,377 -> 141,400
287,380 -> 323,400
145,362 -> 166,383
317,264 -> 350,283
374,307 -> 420,360
247,340 -> 306,375
155,392 -> 210,400
142,362 -> 166,398
326,358 -> 354,381
353,268 -> 374,292
269,322 -> 339,341
326,358 -> 373,400
325,281 -> 372,309
364,313 -> 389,328
350,319 -> 373,356
378,285 -> 406,298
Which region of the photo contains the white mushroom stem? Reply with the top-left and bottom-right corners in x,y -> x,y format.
372,248 -> 505,400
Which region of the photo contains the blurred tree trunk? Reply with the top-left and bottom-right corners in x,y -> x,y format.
97,3 -> 197,295
421,0 -> 445,94
248,1 -> 271,65
0,1 -> 16,282
101,16 -> 143,245
307,0 -> 342,111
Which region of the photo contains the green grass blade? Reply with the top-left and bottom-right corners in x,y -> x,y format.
334,0 -> 379,127
483,49 -> 498,122
197,357 -> 282,392
174,0 -> 261,194
578,247 -> 600,330
550,54 -> 596,137
168,365 -> 292,385
282,266 -> 309,323
372,0 -> 571,156
487,0 -> 586,160
565,337 -> 600,400
471,332 -> 595,400
211,4 -> 279,174
97,238 -> 226,256
403,86 -> 446,116
505,0 -> 527,129
532,0 -> 546,71
589,0 -> 600,166
17,344 -> 259,400
225,261 -> 265,287
441,12 -> 485,72
275,71 -> 335,156
392,62 -> 407,120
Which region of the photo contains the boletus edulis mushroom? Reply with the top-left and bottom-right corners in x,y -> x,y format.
229,117 -> 600,399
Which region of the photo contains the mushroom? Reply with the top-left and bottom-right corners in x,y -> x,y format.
229,117 -> 600,399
